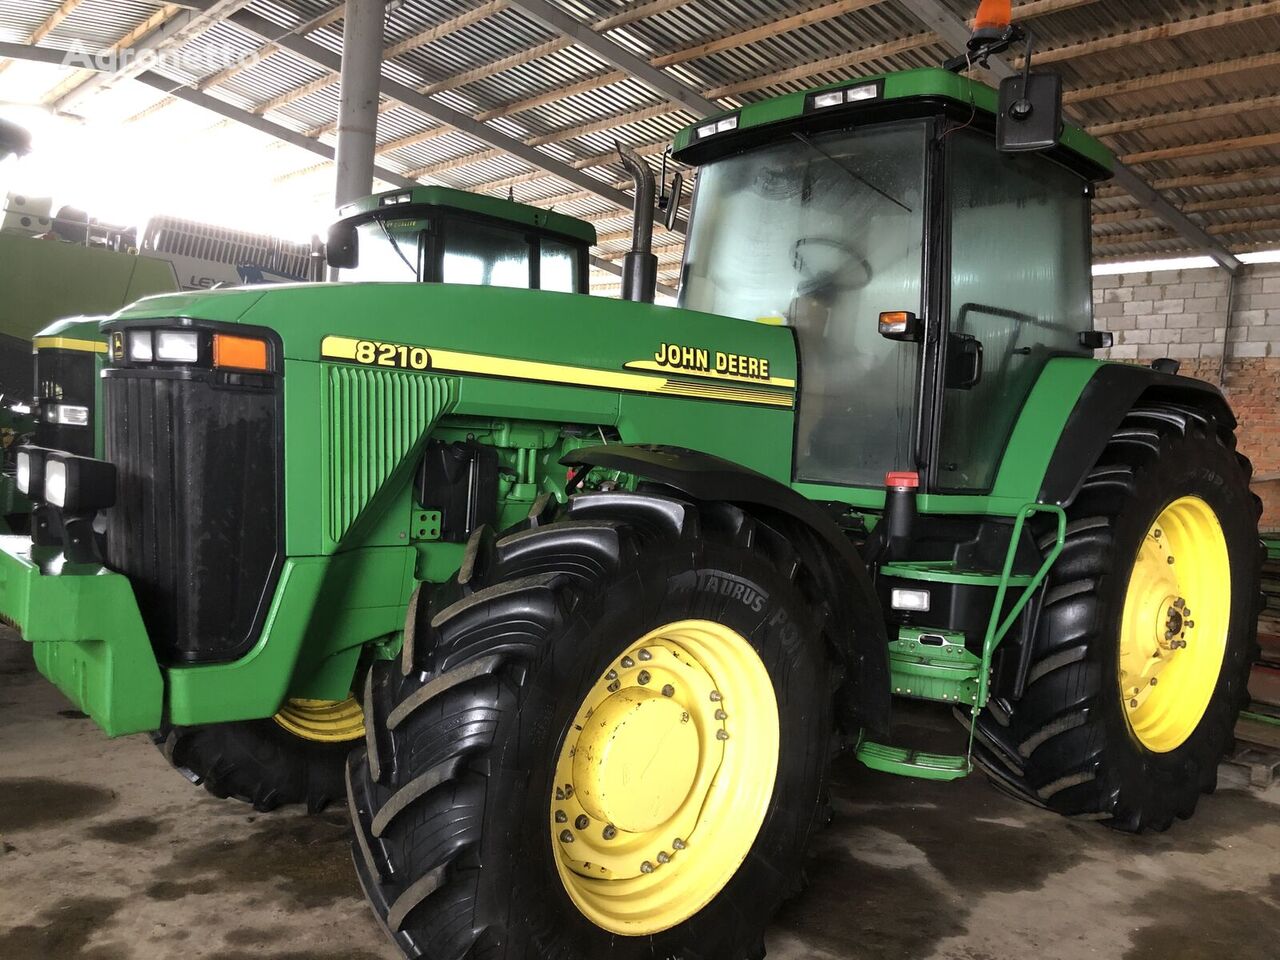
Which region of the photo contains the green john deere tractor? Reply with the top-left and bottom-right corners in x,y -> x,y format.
1,58 -> 1262,960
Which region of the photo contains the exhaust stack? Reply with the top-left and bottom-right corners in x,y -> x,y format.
616,143 -> 658,303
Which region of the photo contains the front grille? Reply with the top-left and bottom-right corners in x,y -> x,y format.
104,370 -> 281,664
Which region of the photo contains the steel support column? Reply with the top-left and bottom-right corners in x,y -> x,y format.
333,0 -> 384,207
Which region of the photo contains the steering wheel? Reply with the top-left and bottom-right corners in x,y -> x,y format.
791,237 -> 873,299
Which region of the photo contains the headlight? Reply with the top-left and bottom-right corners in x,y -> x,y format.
15,445 -> 53,499
44,458 -> 67,508
128,330 -> 153,362
42,453 -> 116,513
155,330 -> 199,363
16,450 -> 31,495
44,403 -> 90,426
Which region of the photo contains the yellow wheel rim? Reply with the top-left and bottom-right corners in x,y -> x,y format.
550,620 -> 780,936
272,696 -> 366,743
1118,496 -> 1231,753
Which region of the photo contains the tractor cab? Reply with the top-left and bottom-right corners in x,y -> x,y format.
325,185 -> 596,293
672,68 -> 1112,494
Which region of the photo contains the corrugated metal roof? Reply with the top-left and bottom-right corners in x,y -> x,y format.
2,0 -> 1278,277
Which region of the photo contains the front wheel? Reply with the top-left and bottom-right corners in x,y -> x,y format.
975,403 -> 1262,831
157,695 -> 365,813
348,493 -> 834,960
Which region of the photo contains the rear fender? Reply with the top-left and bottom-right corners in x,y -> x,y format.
1039,364 -> 1236,508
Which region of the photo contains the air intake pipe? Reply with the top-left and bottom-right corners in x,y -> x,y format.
616,142 -> 658,303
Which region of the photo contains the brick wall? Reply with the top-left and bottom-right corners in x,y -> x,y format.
1093,262 -> 1280,530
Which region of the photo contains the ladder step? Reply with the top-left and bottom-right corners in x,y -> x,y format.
855,740 -> 972,781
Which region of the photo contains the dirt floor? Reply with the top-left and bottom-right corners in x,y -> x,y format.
2,634 -> 1278,960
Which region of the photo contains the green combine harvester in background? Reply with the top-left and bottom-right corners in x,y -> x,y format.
0,13 -> 1264,959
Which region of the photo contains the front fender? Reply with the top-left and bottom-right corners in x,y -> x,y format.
563,443 -> 891,735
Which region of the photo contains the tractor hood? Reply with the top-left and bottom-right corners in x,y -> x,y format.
107,283 -> 799,391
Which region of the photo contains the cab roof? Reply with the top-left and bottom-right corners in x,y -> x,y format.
336,185 -> 598,245
672,67 -> 1113,180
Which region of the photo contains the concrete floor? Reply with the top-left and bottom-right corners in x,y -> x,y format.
2,635 -> 1278,960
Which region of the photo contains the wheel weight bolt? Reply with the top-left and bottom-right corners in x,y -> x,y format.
709,690 -> 722,702
641,861 -> 655,874
576,815 -> 590,830
637,670 -> 650,685
662,684 -> 675,697
1167,556 -> 1175,565
715,709 -> 728,721
602,825 -> 617,841
672,838 -> 686,850
716,729 -> 730,741
657,851 -> 671,864
1130,699 -> 1138,708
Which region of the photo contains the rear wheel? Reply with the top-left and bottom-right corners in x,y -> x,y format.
974,403 -> 1262,831
347,492 -> 834,959
157,695 -> 364,813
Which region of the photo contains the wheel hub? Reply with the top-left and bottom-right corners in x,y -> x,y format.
549,620 -> 779,937
572,687 -> 701,833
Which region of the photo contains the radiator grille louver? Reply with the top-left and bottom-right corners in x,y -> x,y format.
104,374 -> 281,664
326,366 -> 456,544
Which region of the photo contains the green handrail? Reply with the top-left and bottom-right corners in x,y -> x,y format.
975,502 -> 1068,710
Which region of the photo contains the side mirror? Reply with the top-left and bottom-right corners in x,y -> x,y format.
326,220 -> 358,270
946,333 -> 984,390
997,72 -> 1063,153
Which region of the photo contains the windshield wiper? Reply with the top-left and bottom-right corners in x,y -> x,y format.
792,133 -> 912,213
372,213 -> 418,278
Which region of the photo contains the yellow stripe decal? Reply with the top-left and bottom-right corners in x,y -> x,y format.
32,336 -> 107,354
319,335 -> 794,409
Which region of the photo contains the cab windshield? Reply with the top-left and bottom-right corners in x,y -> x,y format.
338,208 -> 586,293
679,120 -> 929,487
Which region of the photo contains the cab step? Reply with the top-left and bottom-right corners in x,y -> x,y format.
855,740 -> 972,781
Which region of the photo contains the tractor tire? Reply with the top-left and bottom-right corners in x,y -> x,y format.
347,492 -> 835,960
157,697 -> 365,813
973,402 -> 1262,831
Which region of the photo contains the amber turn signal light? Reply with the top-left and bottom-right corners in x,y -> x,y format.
878,311 -> 922,343
213,333 -> 269,371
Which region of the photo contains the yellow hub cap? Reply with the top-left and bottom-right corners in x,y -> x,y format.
1118,496 -> 1231,753
550,620 -> 780,936
272,696 -> 366,743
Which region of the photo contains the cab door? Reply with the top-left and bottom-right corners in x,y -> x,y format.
933,131 -> 1094,493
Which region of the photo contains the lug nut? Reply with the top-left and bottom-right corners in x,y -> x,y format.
637,670 -> 651,685
709,690 -> 722,702
672,838 -> 686,850
607,680 -> 620,693
1174,598 -> 1184,609
621,656 -> 635,668
715,709 -> 728,721
657,851 -> 671,864
641,861 -> 655,874
555,787 -> 565,801
560,830 -> 574,844
638,649 -> 653,661
576,815 -> 590,830
563,785 -> 574,799
602,824 -> 617,841
1150,678 -> 1158,686
716,729 -> 730,741
606,669 -> 618,681
662,684 -> 675,697
1167,556 -> 1176,565
1130,699 -> 1138,708
555,810 -> 567,823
